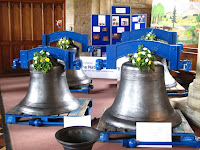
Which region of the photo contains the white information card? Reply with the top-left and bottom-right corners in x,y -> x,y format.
64,115 -> 91,128
136,122 -> 172,148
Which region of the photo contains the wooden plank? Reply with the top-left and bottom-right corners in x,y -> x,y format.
166,82 -> 185,93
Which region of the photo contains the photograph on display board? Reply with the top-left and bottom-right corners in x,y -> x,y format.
112,33 -> 121,39
112,16 -> 119,26
103,36 -> 109,41
138,15 -> 146,23
121,18 -> 129,26
151,0 -> 200,44
93,34 -> 100,40
102,27 -> 108,32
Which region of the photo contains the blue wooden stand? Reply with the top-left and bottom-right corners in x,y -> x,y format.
97,110 -> 200,148
70,84 -> 94,94
5,98 -> 92,127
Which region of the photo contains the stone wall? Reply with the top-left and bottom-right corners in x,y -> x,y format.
65,0 -> 153,49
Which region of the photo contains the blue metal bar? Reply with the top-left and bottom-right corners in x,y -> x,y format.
106,40 -> 181,70
122,28 -> 177,44
42,31 -> 89,52
168,90 -> 189,97
13,46 -> 75,70
122,138 -> 200,148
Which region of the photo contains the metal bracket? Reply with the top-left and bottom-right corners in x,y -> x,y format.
42,31 -> 89,52
12,46 -> 77,70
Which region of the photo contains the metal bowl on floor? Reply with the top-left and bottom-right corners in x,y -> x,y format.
55,126 -> 100,150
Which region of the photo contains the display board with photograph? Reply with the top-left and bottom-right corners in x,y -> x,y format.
111,6 -> 131,44
131,14 -> 147,30
92,15 -> 111,46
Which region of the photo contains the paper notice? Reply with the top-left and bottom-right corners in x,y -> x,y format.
135,23 -> 141,30
136,122 -> 172,148
116,8 -> 126,13
93,26 -> 100,32
64,115 -> 91,127
98,15 -> 106,26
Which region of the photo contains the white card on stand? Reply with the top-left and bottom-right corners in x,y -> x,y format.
64,115 -> 91,128
136,122 -> 172,148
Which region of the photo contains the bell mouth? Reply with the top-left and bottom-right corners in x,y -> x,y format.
55,126 -> 100,147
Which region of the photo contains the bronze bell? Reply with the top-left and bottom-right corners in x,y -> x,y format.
66,42 -> 92,88
101,61 -> 182,130
17,63 -> 80,116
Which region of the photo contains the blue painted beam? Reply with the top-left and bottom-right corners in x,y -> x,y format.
106,40 -> 181,70
122,28 -> 177,44
42,31 -> 89,52
15,46 -> 75,70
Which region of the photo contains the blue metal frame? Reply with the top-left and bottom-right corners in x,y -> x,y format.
6,99 -> 92,126
122,27 -> 177,44
42,30 -> 89,52
122,137 -> 200,148
41,31 -> 93,93
12,46 -> 78,70
96,40 -> 182,71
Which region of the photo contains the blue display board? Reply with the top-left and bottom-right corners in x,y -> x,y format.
131,14 -> 147,30
111,6 -> 131,44
111,6 -> 131,14
91,6 -> 147,56
92,15 -> 111,46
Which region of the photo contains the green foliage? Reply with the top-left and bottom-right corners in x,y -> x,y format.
152,3 -> 165,17
129,45 -> 156,72
196,14 -> 200,24
141,30 -> 156,40
184,25 -> 199,43
172,7 -> 177,27
57,37 -> 73,49
32,50 -> 57,73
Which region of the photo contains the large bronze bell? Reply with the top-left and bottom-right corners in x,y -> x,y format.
101,61 -> 182,130
17,63 -> 80,116
66,44 -> 92,88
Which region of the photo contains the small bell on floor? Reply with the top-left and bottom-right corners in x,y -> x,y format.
101,61 -> 182,130
17,63 -> 80,116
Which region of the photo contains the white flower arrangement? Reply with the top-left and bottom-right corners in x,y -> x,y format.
129,44 -> 156,72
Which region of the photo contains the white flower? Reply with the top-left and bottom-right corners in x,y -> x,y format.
132,59 -> 136,64
46,52 -> 50,56
62,40 -> 65,43
145,58 -> 149,63
147,54 -> 151,57
148,50 -> 151,53
33,57 -> 37,60
60,46 -> 62,49
34,60 -> 37,64
143,47 -> 148,50
134,53 -> 138,58
30,64 -> 34,67
147,33 -> 150,37
40,50 -> 44,54
142,51 -> 146,55
145,37 -> 148,40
